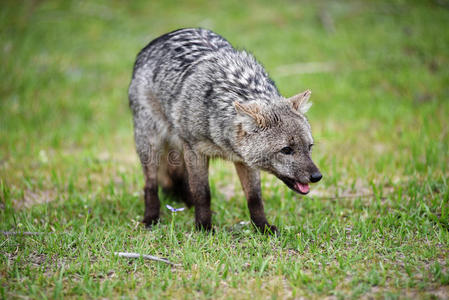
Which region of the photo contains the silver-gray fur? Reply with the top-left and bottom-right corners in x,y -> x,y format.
129,28 -> 322,233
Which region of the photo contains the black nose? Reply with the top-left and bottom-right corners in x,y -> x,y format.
310,172 -> 322,183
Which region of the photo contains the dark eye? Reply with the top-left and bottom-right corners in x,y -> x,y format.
281,146 -> 293,155
308,144 -> 314,151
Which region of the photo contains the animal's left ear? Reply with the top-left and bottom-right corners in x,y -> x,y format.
234,101 -> 270,130
287,89 -> 312,114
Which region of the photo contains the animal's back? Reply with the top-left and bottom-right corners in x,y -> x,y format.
131,28 -> 232,98
129,28 -> 280,157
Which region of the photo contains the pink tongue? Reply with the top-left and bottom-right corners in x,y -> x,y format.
295,182 -> 310,194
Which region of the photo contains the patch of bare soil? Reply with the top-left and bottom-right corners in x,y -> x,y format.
368,285 -> 449,299
14,189 -> 58,209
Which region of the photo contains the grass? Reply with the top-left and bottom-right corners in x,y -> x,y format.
1,0 -> 449,298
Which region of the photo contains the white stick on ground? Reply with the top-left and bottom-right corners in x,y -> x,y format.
2,231 -> 46,236
114,252 -> 181,267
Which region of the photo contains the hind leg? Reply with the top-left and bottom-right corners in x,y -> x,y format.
159,148 -> 193,207
183,143 -> 212,230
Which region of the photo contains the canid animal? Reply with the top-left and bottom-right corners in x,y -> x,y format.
129,28 -> 322,234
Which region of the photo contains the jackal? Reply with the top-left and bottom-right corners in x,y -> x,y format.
129,28 -> 322,234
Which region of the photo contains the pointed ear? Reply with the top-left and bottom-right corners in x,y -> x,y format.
287,89 -> 312,114
234,101 -> 269,131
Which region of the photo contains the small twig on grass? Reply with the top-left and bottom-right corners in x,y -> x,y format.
1,231 -> 47,236
114,252 -> 181,267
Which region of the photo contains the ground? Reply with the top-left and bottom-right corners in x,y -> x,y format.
1,0 -> 449,299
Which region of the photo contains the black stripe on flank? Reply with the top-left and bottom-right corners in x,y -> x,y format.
172,67 -> 196,97
204,84 -> 214,100
152,63 -> 162,82
234,89 -> 248,100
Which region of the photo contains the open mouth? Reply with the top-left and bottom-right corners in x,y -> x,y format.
278,176 -> 310,195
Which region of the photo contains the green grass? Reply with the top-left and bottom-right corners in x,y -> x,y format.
1,0 -> 449,298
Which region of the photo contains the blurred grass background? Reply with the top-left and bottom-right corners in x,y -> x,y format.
1,0 -> 449,298
1,0 -> 448,187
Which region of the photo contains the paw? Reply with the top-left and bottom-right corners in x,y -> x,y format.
195,221 -> 214,233
142,215 -> 159,228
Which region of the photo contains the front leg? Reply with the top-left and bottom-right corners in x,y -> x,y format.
234,162 -> 278,235
183,144 -> 212,231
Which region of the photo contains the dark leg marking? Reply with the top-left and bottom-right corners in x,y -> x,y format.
234,162 -> 278,235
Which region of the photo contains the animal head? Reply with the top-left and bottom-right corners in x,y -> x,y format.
234,90 -> 322,194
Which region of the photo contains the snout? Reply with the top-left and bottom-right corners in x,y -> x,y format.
272,161 -> 323,195
310,171 -> 322,183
